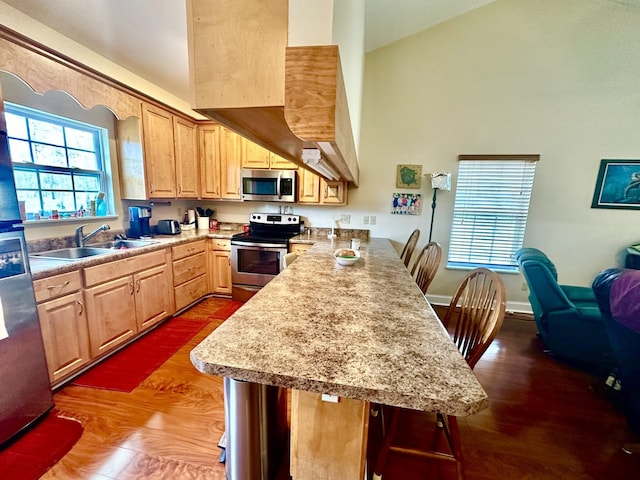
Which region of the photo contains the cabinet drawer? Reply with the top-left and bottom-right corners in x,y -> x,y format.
173,252 -> 207,286
290,243 -> 313,256
84,249 -> 167,287
172,240 -> 206,260
33,270 -> 82,303
210,238 -> 231,251
174,274 -> 208,311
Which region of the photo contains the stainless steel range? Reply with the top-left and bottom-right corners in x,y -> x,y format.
231,213 -> 300,301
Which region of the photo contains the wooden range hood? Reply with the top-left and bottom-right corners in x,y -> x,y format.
186,0 -> 359,186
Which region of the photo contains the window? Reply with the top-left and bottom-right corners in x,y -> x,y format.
5,103 -> 108,219
447,155 -> 539,273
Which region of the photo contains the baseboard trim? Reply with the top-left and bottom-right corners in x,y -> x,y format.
426,294 -> 533,315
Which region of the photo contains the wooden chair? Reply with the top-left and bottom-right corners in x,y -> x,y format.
410,242 -> 442,295
284,252 -> 298,268
399,229 -> 420,268
372,268 -> 507,480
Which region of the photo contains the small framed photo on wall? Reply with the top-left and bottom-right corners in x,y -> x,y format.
396,164 -> 422,189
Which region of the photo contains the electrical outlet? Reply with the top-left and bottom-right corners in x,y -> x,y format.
521,281 -> 528,291
363,216 -> 369,225
340,214 -> 351,224
370,216 -> 376,225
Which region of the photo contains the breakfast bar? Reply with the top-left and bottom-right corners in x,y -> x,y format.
190,238 -> 489,479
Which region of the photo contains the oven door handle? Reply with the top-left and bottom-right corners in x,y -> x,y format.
232,241 -> 286,249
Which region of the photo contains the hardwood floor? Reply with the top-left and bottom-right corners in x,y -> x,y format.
41,298 -> 639,479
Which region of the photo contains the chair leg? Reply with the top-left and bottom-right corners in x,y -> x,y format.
372,408 -> 400,480
447,415 -> 465,480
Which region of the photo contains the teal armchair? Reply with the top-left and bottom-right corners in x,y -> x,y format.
515,248 -> 611,368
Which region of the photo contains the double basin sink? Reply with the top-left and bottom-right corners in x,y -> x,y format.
31,240 -> 158,261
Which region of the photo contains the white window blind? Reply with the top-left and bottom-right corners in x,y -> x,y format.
447,155 -> 539,273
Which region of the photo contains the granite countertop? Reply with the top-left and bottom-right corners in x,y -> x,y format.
28,227 -> 243,280
191,238 -> 488,417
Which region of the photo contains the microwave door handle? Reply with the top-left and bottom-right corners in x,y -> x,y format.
277,172 -> 282,199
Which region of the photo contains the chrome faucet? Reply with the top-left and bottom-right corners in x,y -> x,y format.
75,224 -> 110,247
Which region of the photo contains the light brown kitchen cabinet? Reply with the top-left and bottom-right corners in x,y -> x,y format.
269,152 -> 297,169
220,127 -> 243,199
208,238 -> 232,295
297,168 -> 348,205
199,124 -> 242,200
83,249 -> 174,358
174,116 -> 199,198
242,138 -> 271,169
199,123 -> 221,198
289,243 -> 313,256
173,240 -> 209,311
34,271 -> 90,385
141,103 -> 177,198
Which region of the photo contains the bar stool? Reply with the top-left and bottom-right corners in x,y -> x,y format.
372,268 -> 506,480
399,229 -> 420,268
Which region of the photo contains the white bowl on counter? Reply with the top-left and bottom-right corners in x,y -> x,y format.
334,248 -> 360,266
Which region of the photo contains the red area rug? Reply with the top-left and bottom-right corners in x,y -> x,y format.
0,410 -> 83,480
209,300 -> 244,319
72,317 -> 208,392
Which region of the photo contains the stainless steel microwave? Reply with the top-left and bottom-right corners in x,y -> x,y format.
241,169 -> 297,202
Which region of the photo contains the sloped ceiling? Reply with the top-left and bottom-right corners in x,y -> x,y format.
1,0 -> 496,101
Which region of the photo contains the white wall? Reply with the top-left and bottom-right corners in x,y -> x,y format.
357,0 -> 640,305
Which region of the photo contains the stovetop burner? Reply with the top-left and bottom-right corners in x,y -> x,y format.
231,212 -> 301,246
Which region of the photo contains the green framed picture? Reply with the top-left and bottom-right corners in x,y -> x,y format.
396,164 -> 422,189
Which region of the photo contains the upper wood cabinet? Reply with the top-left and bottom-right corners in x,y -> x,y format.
174,116 -> 199,198
119,103 -> 198,200
199,123 -> 242,200
298,168 -> 347,205
241,138 -> 297,170
142,103 -> 177,198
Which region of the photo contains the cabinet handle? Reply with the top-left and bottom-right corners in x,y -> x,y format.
136,279 -> 141,293
178,184 -> 182,194
129,281 -> 134,294
77,299 -> 84,315
47,280 -> 70,290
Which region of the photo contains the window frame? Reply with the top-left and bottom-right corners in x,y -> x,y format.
446,154 -> 539,273
5,103 -> 109,219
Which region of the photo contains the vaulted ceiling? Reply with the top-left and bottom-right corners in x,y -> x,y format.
2,0 -> 496,101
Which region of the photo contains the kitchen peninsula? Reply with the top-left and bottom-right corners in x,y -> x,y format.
190,238 -> 489,479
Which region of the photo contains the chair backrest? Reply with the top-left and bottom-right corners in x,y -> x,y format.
410,242 -> 442,294
399,229 -> 420,268
284,252 -> 298,268
442,268 -> 507,369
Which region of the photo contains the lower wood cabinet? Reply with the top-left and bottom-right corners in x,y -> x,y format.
173,240 -> 208,311
35,270 -> 90,384
289,243 -> 313,256
208,238 -> 232,295
83,249 -> 174,358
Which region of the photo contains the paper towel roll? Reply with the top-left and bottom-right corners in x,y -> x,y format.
187,209 -> 196,224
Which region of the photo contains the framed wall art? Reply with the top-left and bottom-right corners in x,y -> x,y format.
591,159 -> 640,210
396,164 -> 422,189
391,193 -> 422,215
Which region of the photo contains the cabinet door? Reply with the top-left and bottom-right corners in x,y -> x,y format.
210,249 -> 232,294
290,243 -> 313,256
199,124 -> 221,199
84,276 -> 137,358
242,138 -> 271,169
174,116 -> 199,198
298,168 -> 320,203
135,263 -> 174,331
37,292 -> 90,383
219,127 -> 242,199
321,179 -> 347,205
269,152 -> 297,169
142,103 -> 177,198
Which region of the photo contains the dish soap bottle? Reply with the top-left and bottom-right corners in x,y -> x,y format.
95,192 -> 107,216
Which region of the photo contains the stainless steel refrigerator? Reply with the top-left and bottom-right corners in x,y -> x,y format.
0,92 -> 54,446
